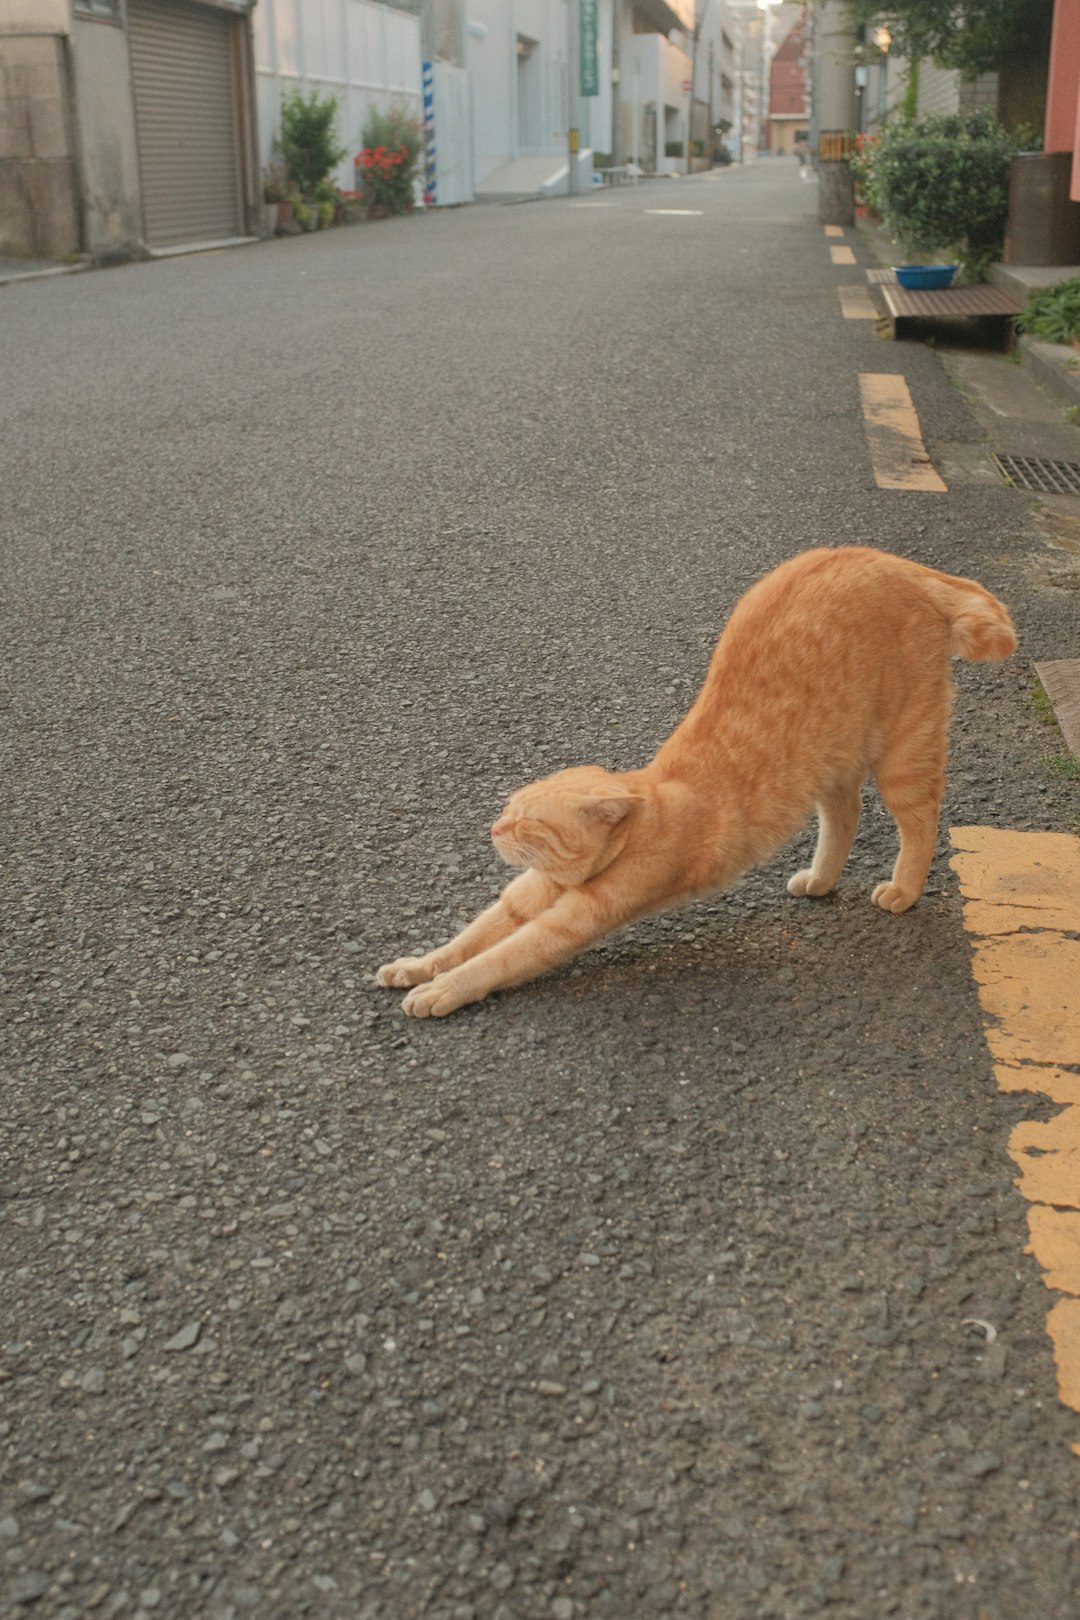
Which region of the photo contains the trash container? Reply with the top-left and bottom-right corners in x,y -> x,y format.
1005,151 -> 1080,266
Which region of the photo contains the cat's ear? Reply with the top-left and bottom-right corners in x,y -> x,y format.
579,789 -> 644,826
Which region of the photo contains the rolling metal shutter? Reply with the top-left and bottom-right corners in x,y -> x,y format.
128,0 -> 242,248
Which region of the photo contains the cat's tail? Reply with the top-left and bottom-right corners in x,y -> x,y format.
923,569 -> 1018,662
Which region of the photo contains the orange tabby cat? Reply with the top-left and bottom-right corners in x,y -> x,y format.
377,547 -> 1016,1018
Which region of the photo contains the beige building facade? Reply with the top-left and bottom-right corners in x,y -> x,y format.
0,0 -> 260,263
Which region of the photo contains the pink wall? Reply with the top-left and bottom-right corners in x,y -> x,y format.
1044,0 -> 1080,199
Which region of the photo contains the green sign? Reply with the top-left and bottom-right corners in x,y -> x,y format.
580,0 -> 599,97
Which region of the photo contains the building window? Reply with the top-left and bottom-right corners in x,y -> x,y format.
73,0 -> 122,19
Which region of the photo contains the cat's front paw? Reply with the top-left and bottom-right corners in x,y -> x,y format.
402,972 -> 475,1019
871,881 -> 917,914
786,869 -> 833,898
377,955 -> 439,989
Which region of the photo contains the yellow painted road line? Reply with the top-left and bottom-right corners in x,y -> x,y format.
950,826 -> 1080,1455
858,373 -> 947,492
839,285 -> 877,320
830,244 -> 857,265
824,225 -> 844,237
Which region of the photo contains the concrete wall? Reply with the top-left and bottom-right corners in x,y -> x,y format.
0,0 -> 78,259
468,0 -> 569,183
916,60 -> 997,120
68,10 -> 143,259
253,0 -> 422,192
613,28 -> 689,171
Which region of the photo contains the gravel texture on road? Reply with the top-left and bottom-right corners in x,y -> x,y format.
3,164 -> 1079,1619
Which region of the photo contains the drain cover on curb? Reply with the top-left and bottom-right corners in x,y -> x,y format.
991,453 -> 1080,495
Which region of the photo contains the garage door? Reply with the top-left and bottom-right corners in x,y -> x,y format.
128,0 -> 242,248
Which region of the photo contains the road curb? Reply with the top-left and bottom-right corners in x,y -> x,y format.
949,826 -> 1080,1456
1018,335 -> 1080,416
0,261 -> 92,288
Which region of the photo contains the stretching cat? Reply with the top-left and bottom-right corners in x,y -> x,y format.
377,546 -> 1016,1018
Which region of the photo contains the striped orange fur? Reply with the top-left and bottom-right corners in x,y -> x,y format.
378,547 -> 1016,1017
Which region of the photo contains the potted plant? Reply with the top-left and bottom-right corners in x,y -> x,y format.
336,189 -> 366,225
262,162 -> 292,233
860,111 -> 1027,285
313,177 -> 339,230
279,89 -> 347,195
274,89 -> 348,233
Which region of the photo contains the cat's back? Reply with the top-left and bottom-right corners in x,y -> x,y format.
712,546 -> 969,682
724,546 -> 931,642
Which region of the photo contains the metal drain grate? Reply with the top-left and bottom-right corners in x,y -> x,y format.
991,452 -> 1080,495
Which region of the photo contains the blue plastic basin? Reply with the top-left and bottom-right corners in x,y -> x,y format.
895,264 -> 958,290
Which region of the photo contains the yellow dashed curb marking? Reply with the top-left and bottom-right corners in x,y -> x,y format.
949,826 -> 1080,1455
824,225 -> 844,237
858,373 -> 947,492
839,285 -> 877,320
830,244 -> 857,265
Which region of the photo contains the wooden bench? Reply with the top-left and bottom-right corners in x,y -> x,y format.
878,282 -> 1022,343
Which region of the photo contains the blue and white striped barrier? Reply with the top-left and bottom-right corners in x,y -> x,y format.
422,61 -> 436,206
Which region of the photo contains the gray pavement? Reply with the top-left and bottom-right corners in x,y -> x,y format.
3,164 -> 1080,1620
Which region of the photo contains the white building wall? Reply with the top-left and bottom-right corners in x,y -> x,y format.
254,0 -> 421,190
863,50 -> 911,134
916,60 -> 961,119
467,0 -> 570,184
618,30 -> 690,171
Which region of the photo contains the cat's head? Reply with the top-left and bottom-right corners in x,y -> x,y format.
491,767 -> 644,884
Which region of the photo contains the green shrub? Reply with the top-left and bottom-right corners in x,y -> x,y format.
279,90 -> 347,195
862,111 -> 1024,280
664,140 -> 684,158
1016,277 -> 1080,344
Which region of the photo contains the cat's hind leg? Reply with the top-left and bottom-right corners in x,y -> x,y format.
787,782 -> 862,898
377,869 -> 559,988
871,721 -> 947,913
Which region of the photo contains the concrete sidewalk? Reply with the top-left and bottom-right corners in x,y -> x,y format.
0,255 -> 90,287
849,213 -> 1080,785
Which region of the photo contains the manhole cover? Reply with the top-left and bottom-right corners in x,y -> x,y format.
991,453 -> 1080,495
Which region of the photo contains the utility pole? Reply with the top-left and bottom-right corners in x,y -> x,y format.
568,0 -> 583,193
684,0 -> 708,178
814,0 -> 858,225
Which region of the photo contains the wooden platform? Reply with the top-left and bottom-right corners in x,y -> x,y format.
879,282 -> 1022,341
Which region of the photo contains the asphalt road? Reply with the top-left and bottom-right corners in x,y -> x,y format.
3,162 -> 1079,1620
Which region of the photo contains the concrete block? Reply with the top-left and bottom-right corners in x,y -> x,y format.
28,94 -> 69,160
0,160 -> 34,256
0,37 -> 63,122
22,157 -> 79,257
0,102 -> 33,161
0,157 -> 78,258
0,0 -> 70,35
1036,660 -> 1080,762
